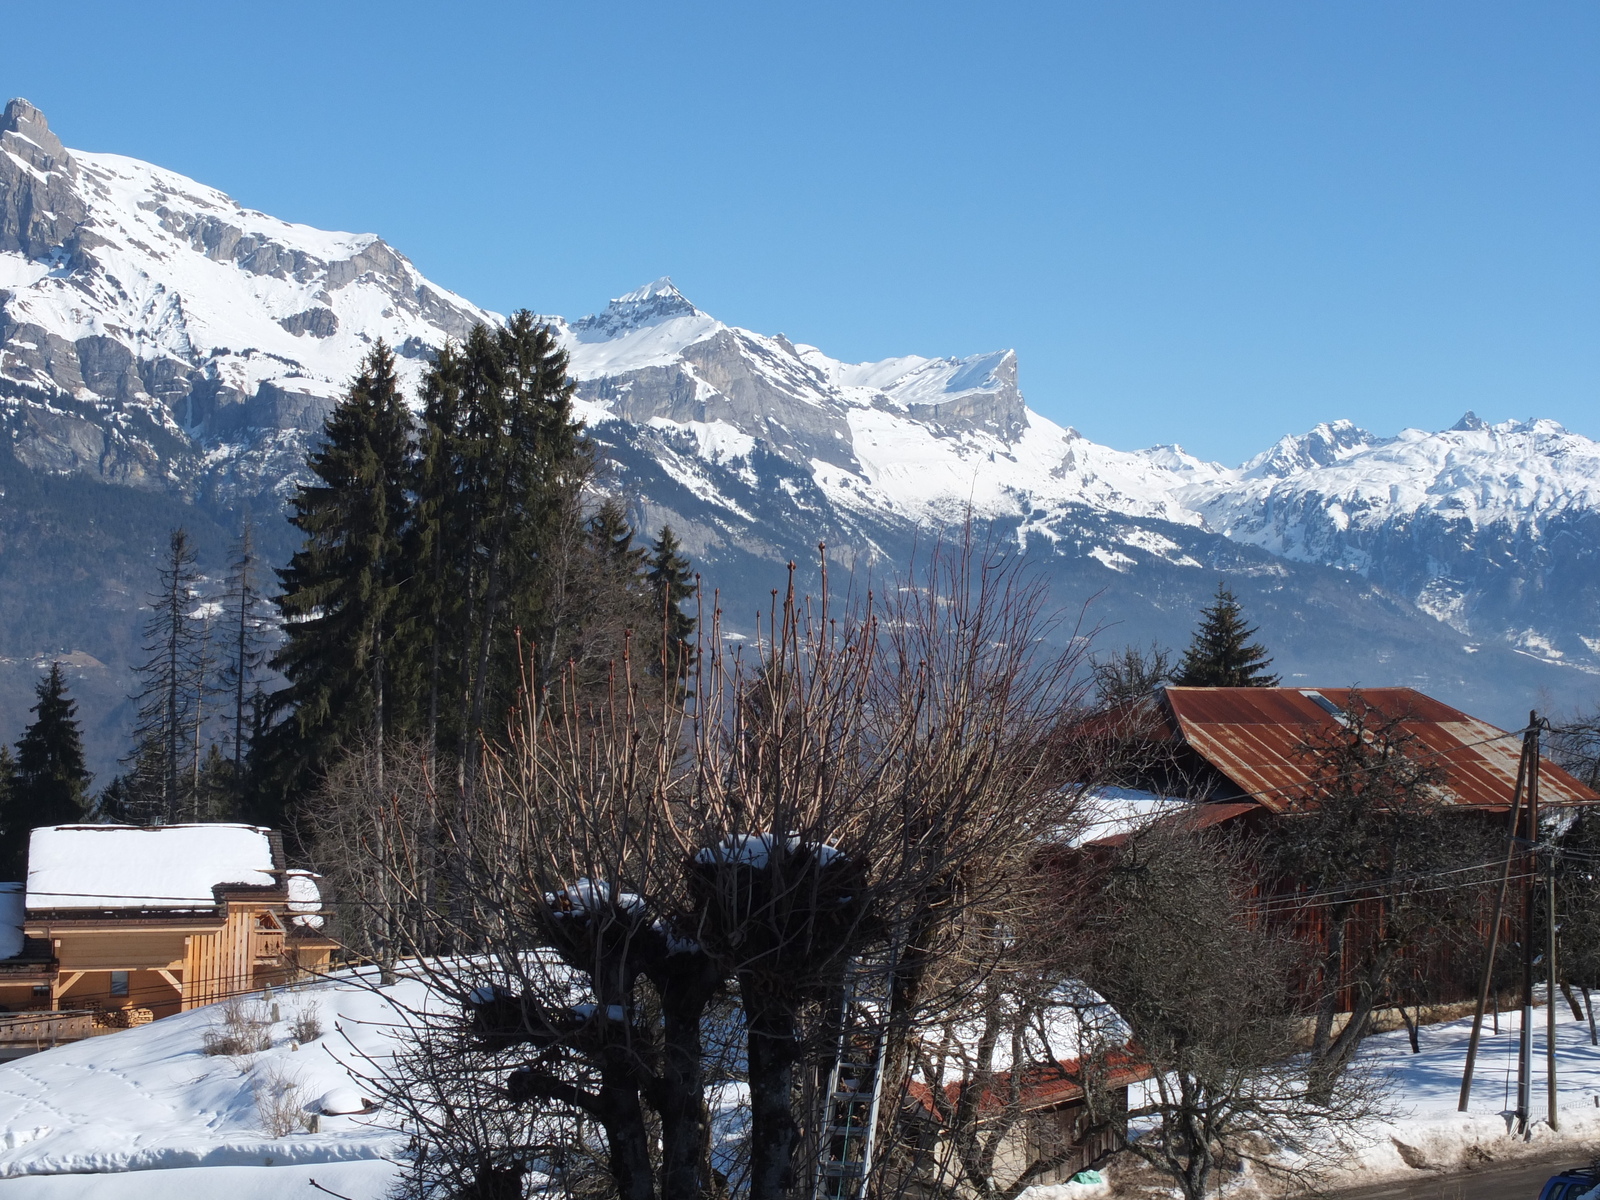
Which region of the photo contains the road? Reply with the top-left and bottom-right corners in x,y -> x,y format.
1322,1153 -> 1592,1199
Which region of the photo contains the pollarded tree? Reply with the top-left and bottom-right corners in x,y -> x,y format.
3,664 -> 90,874
264,342 -> 416,811
1174,582 -> 1279,687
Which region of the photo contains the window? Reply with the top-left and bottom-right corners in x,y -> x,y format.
110,971 -> 129,997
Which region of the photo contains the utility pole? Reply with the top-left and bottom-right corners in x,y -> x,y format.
1518,712 -> 1541,1136
1458,724 -> 1531,1111
1538,723 -> 1557,1132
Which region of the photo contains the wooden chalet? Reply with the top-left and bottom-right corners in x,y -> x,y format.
1102,686 -> 1598,817
0,824 -> 336,1028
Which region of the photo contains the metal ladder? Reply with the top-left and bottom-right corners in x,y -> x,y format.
812,955 -> 894,1200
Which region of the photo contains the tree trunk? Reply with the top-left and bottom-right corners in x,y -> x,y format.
1399,1003 -> 1420,1054
598,1081 -> 657,1200
743,981 -> 800,1200
1309,911 -> 1348,1061
1584,986 -> 1597,1047
651,957 -> 719,1200
1561,979 -> 1585,1023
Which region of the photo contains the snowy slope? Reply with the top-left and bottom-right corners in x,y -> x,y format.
0,973 -> 410,1180
1181,417 -> 1600,665
4,970 -> 1600,1198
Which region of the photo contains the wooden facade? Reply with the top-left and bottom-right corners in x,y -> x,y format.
2,825 -> 336,1026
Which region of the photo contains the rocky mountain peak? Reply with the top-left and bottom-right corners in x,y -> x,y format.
0,99 -> 86,259
571,276 -> 701,339
1,99 -> 71,173
1241,418 -> 1383,479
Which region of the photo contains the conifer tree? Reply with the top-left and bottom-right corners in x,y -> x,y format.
411,313 -> 586,784
128,528 -> 202,822
0,749 -> 14,872
2,664 -> 90,874
589,497 -> 645,574
221,518 -> 266,773
646,524 -> 696,680
1174,582 -> 1279,687
263,343 -> 417,809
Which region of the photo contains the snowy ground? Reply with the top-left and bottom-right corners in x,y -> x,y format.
0,970 -> 415,1198
1109,997 -> 1600,1197
1326,999 -> 1600,1187
1,976 -> 1598,1198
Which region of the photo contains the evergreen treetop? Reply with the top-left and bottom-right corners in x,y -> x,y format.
1175,582 -> 1279,688
646,525 -> 696,681
2,664 -> 90,875
264,342 -> 417,806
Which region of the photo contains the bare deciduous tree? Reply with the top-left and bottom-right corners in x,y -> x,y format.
1071,824 -> 1385,1200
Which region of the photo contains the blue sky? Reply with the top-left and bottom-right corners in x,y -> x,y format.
2,1 -> 1594,463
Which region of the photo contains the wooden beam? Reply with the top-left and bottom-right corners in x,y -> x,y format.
154,969 -> 182,993
52,970 -> 85,1008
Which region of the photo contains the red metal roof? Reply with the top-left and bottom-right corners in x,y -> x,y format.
1160,687 -> 1598,814
907,1049 -> 1154,1115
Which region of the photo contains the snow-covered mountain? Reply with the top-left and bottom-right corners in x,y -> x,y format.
0,98 -> 494,496
1182,417 -> 1600,666
0,97 -> 1595,772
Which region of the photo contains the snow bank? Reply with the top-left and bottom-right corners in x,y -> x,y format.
0,1159 -> 398,1199
26,825 -> 277,909
0,970 -> 417,1178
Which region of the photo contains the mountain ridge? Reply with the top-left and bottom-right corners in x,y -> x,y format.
0,99 -> 1595,777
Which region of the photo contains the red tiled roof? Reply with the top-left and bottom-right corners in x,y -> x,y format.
1160,687 -> 1597,814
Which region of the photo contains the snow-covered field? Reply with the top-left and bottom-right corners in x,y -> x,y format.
0,973 -> 1597,1198
0,971 -> 414,1198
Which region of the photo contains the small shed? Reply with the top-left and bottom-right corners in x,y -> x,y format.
8,824 -> 336,1021
906,1051 -> 1153,1188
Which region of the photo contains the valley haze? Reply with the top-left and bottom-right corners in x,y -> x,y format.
0,97 -> 1594,777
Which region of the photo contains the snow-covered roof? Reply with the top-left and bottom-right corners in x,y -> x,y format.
26,824 -> 279,911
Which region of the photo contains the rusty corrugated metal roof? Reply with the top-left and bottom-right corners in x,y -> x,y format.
1161,687 -> 1597,814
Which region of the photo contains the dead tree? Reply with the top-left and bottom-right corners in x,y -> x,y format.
323,534 -> 1105,1200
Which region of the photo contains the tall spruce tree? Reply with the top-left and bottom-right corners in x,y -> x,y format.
127,528 -> 202,822
411,313 -> 586,785
1175,582 -> 1279,687
221,518 -> 267,773
262,343 -> 416,812
0,749 -> 14,874
2,664 -> 90,874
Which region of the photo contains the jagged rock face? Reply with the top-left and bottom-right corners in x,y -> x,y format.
0,98 -> 493,501
0,99 -> 87,259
